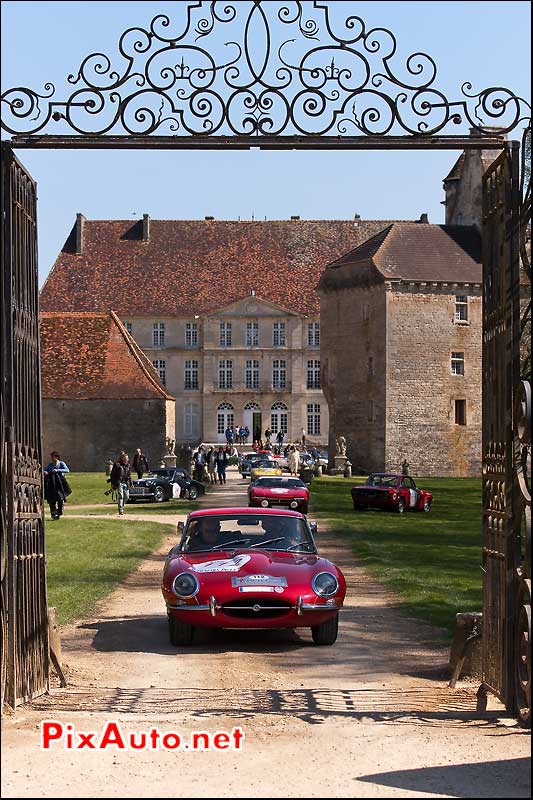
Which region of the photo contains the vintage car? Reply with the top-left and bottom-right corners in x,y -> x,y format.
351,473 -> 433,513
162,508 -> 346,645
248,476 -> 310,514
129,467 -> 205,503
249,459 -> 283,482
239,451 -> 275,478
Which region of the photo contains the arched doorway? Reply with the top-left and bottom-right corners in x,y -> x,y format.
216,403 -> 234,443
270,402 -> 288,442
243,402 -> 261,444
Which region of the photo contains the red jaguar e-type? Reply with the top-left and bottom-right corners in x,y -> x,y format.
162,508 -> 346,646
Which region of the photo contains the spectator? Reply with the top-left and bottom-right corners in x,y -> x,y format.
276,430 -> 284,448
193,446 -> 206,482
288,446 -> 300,477
110,452 -> 132,517
264,428 -> 272,445
225,426 -> 234,446
43,450 -> 71,520
206,446 -> 217,484
132,447 -> 149,480
301,427 -> 306,447
216,446 -> 228,485
244,425 -> 250,444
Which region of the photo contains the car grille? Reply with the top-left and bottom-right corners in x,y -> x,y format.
130,487 -> 151,495
221,599 -> 292,619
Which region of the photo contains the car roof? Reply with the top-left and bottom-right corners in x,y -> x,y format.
370,473 -> 402,478
188,507 -> 304,519
254,475 -> 303,482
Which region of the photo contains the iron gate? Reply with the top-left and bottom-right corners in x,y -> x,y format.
1,147 -> 48,709
481,143 -> 531,725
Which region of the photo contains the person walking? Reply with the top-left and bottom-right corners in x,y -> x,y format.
264,427 -> 272,446
276,429 -> 284,448
43,450 -> 71,519
207,446 -> 217,485
301,427 -> 306,447
288,445 -> 300,477
216,446 -> 228,485
132,447 -> 149,480
193,446 -> 206,482
110,452 -> 132,517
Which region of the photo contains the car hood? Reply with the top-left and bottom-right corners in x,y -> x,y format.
134,476 -> 165,486
167,549 -> 336,579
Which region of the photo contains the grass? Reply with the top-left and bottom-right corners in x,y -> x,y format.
309,475 -> 482,636
45,516 -> 174,625
61,471 -> 204,514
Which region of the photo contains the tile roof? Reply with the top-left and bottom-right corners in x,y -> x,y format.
39,218 -> 403,317
318,222 -> 482,291
40,311 -> 174,400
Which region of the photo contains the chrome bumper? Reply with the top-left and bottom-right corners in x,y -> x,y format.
167,594 -> 343,617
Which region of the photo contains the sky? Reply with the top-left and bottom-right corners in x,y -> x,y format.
1,0 -> 531,286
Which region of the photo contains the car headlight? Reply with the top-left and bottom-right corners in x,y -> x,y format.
172,572 -> 200,599
312,572 -> 339,597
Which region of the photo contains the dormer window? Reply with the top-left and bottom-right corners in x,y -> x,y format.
152,322 -> 165,347
185,322 -> 198,347
455,295 -> 468,322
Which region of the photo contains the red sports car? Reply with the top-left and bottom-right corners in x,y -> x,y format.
248,476 -> 310,514
351,473 -> 433,513
162,508 -> 346,646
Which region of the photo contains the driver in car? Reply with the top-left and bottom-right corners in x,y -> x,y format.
188,518 -> 222,550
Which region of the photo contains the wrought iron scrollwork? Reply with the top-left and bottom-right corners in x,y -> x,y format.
1,1 -> 530,137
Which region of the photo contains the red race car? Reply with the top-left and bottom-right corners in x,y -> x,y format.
248,475 -> 310,514
351,473 -> 433,514
162,508 -> 346,646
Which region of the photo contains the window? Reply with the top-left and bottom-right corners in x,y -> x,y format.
246,321 -> 259,347
271,402 -> 288,435
308,322 -> 320,347
185,322 -> 198,347
152,359 -> 166,386
272,359 -> 287,389
217,403 -> 234,435
218,359 -> 233,389
124,321 -> 132,335
219,322 -> 232,347
184,360 -> 199,390
455,399 -> 467,426
307,403 -> 321,436
455,295 -> 468,322
307,359 -> 321,389
245,359 -> 259,390
152,322 -> 165,347
451,352 -> 465,375
184,403 -> 199,437
273,322 -> 286,347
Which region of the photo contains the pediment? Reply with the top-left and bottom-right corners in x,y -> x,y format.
207,296 -> 300,318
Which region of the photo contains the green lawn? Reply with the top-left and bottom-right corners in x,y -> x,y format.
309,475 -> 482,636
45,517 -> 174,624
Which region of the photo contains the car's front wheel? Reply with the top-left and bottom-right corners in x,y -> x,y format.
311,613 -> 339,645
396,498 -> 405,513
423,498 -> 432,512
154,485 -> 166,503
186,486 -> 198,501
168,614 -> 194,646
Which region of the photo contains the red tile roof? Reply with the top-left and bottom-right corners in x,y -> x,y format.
40,219 -> 403,316
40,311 -> 174,400
318,223 -> 482,291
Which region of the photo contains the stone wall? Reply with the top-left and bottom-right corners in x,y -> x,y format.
385,285 -> 482,476
320,284 -> 387,472
42,398 -> 175,472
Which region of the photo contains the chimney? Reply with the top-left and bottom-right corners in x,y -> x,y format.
418,213 -> 429,224
142,213 -> 150,242
290,215 -> 300,221
75,213 -> 86,254
204,215 -> 215,221
250,289 -> 256,297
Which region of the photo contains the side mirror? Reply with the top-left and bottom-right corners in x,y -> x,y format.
309,521 -> 318,536
177,521 -> 184,535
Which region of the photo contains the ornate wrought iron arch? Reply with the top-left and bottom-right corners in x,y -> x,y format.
1,0 -> 530,140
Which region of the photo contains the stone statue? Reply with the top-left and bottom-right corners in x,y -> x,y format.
336,436 -> 347,456
165,437 -> 175,456
401,459 -> 410,476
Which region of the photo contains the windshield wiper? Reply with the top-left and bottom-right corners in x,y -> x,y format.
211,538 -> 251,550
286,541 -> 314,552
249,537 -> 286,549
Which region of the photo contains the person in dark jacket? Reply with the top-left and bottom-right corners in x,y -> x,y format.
132,448 -> 149,480
43,451 -> 71,519
110,452 -> 132,516
215,446 -> 228,485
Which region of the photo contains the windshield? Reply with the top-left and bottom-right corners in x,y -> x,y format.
366,475 -> 398,488
253,461 -> 277,469
252,478 -> 305,488
181,514 -> 315,553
